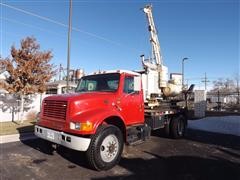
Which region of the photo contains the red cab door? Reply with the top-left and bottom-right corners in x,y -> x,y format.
119,75 -> 144,125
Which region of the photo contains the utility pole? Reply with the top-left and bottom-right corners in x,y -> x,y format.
201,72 -> 210,91
182,57 -> 188,90
237,82 -> 239,104
237,74 -> 240,104
59,64 -> 62,81
66,0 -> 72,93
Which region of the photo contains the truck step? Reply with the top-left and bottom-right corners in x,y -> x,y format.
127,139 -> 145,146
126,124 -> 151,145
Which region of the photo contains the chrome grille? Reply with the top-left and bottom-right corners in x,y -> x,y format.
43,100 -> 67,121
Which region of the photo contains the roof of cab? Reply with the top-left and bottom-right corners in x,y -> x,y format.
89,70 -> 140,76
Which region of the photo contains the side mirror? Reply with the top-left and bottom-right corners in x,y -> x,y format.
134,76 -> 141,92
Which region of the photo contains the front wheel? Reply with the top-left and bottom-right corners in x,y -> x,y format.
86,125 -> 123,171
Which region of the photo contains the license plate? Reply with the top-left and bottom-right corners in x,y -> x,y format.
47,131 -> 54,140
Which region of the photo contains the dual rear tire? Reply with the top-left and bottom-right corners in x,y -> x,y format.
164,115 -> 187,138
170,115 -> 187,138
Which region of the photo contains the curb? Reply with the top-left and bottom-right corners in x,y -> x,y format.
0,132 -> 38,144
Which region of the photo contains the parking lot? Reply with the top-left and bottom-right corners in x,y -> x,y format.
1,117 -> 240,180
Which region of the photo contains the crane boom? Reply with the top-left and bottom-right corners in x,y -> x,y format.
141,4 -> 185,98
143,5 -> 163,66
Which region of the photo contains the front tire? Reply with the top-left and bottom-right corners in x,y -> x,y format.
86,125 -> 123,171
38,139 -> 55,154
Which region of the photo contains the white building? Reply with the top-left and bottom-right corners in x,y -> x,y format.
46,80 -> 77,94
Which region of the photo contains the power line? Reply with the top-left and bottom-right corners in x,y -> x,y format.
0,2 -> 69,27
185,76 -> 226,80
66,0 -> 72,93
2,0 -> 234,3
0,0 -> 2,55
0,2 -> 138,51
0,17 -> 65,38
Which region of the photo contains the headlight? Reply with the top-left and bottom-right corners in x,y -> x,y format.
70,121 -> 93,131
75,123 -> 81,130
70,122 -> 80,130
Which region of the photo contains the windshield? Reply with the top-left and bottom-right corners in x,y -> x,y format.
76,73 -> 120,92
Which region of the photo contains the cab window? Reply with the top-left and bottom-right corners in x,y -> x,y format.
124,76 -> 134,94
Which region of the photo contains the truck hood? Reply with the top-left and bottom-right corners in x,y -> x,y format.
44,92 -> 117,118
45,92 -> 116,102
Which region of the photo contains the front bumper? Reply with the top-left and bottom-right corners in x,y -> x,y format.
34,125 -> 91,151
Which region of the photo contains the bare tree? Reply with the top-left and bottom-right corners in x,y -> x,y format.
234,73 -> 240,104
0,37 -> 55,123
212,78 -> 235,93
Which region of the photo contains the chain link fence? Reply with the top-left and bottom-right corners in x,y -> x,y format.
207,91 -> 240,112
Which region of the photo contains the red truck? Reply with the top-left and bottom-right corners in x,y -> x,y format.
35,5 -> 192,170
35,70 -> 190,170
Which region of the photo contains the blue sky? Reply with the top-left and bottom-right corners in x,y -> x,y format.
0,0 -> 239,89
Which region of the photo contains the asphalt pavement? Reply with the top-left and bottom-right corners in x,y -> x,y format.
1,125 -> 240,180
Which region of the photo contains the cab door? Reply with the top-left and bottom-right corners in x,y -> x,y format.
119,75 -> 144,125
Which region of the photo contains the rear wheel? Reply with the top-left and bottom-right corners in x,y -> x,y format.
170,115 -> 186,139
86,125 -> 123,171
163,122 -> 170,137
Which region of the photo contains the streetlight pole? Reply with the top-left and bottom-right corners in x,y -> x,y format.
182,57 -> 188,90
66,0 -> 72,93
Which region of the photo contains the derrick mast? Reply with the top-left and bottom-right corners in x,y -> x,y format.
142,5 -> 183,101
143,5 -> 163,66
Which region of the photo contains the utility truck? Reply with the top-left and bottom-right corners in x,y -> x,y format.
35,5 -> 193,170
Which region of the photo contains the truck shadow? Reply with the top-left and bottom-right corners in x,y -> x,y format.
150,127 -> 240,152
185,128 -> 240,151
19,138 -> 240,180
17,126 -> 240,179
21,138 -> 89,168
93,152 -> 240,180
151,127 -> 240,151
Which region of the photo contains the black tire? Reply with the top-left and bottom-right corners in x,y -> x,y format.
163,121 -> 170,137
170,115 -> 186,139
38,139 -> 54,154
86,125 -> 124,171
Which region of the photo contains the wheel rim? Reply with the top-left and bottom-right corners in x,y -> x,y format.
177,119 -> 184,136
100,134 -> 119,163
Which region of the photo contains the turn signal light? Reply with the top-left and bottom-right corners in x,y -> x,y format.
80,121 -> 93,131
70,121 -> 93,131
